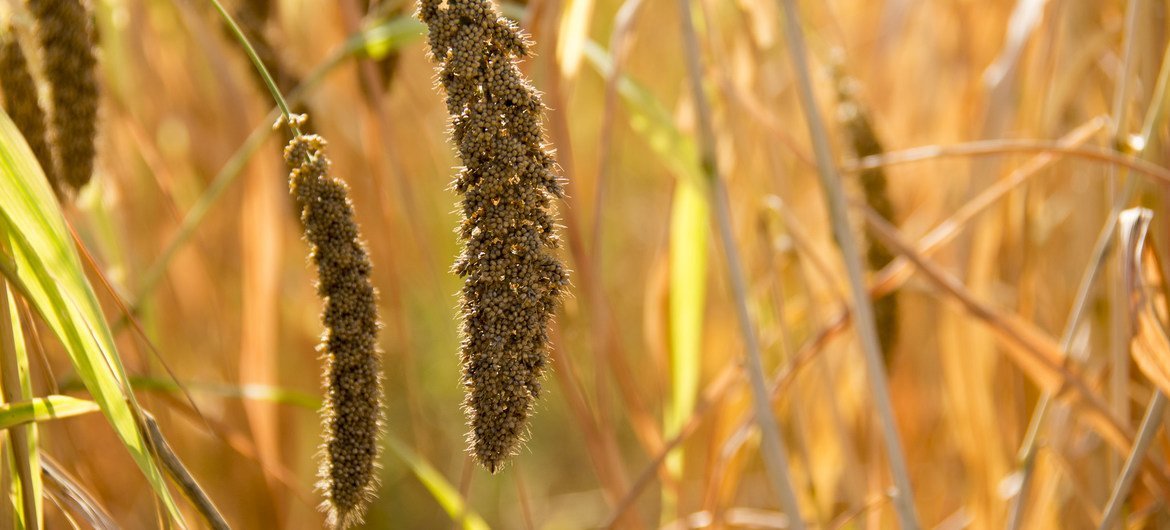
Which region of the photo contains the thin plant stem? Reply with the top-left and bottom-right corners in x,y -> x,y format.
127,41 -> 357,317
1099,208 -> 1169,530
775,1 -> 920,527
0,279 -> 37,530
1004,175 -> 1138,530
1098,392 -> 1167,529
593,0 -> 644,258
844,140 -> 1170,186
40,454 -> 117,530
142,414 -> 229,530
675,0 -> 806,526
1105,0 -> 1142,514
206,0 -> 300,135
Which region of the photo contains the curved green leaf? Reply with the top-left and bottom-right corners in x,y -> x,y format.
0,109 -> 183,524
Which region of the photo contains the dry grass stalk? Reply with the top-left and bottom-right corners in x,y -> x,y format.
285,132 -> 383,529
775,1 -> 920,526
0,31 -> 58,195
418,0 -> 569,472
28,0 -> 98,192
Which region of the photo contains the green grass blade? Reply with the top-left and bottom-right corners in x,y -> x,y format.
0,286 -> 42,529
0,396 -> 100,429
385,436 -> 491,530
585,37 -> 711,518
2,434 -> 28,530
0,109 -> 184,524
665,181 -> 708,475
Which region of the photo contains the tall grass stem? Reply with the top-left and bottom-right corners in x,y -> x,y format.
206,0 -> 301,135
0,279 -> 38,530
143,414 -> 229,530
775,1 -> 921,527
676,0 -> 806,526
1098,391 -> 1166,529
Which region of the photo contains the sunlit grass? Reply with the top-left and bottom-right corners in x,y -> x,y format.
1,0 -> 1169,529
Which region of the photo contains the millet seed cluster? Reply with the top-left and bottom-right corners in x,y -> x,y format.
29,0 -> 98,191
285,133 -> 382,529
418,0 -> 569,472
834,71 -> 900,363
0,34 -> 57,193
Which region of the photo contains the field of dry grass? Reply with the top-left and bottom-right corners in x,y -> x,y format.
3,0 -> 1170,528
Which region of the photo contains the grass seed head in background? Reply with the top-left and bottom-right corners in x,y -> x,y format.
0,30 -> 59,195
285,131 -> 384,529
29,0 -> 98,193
419,0 -> 569,473
833,64 -> 900,364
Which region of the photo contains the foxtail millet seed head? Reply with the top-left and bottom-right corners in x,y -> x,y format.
833,67 -> 900,362
285,132 -> 383,529
0,31 -> 59,196
419,0 -> 569,473
28,0 -> 99,192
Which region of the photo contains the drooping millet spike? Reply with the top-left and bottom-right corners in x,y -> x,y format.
0,32 -> 59,195
418,0 -> 569,472
28,0 -> 99,192
833,68 -> 900,365
284,132 -> 383,529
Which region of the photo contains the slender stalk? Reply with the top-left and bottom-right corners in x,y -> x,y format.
1099,208 -> 1169,530
40,454 -> 117,530
207,0 -> 300,135
676,0 -> 805,526
0,280 -> 37,530
1106,0 -> 1143,508
127,41 -> 359,317
143,414 -> 229,530
1098,390 -> 1166,529
845,140 -> 1170,185
593,0 -> 644,257
1003,180 -> 1133,529
774,1 -> 920,527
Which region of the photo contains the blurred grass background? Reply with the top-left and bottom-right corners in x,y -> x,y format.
3,0 -> 1170,528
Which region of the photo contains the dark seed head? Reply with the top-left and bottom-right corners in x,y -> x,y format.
29,0 -> 99,192
833,64 -> 900,362
419,0 -> 568,472
0,30 -> 59,196
285,133 -> 383,528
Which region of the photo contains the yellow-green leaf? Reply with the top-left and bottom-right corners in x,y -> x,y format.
0,108 -> 184,524
0,396 -> 100,430
0,285 -> 41,529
